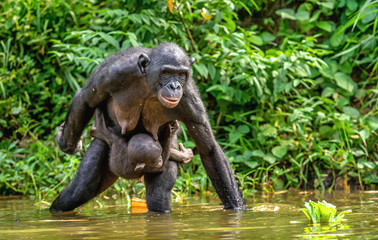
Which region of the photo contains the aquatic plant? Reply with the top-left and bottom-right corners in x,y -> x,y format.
299,200 -> 352,224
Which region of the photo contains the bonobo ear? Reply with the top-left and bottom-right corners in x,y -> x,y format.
189,57 -> 195,66
137,54 -> 151,76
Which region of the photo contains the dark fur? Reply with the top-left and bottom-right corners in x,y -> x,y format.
51,43 -> 244,212
90,108 -> 187,178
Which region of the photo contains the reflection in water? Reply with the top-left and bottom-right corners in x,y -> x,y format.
0,191 -> 376,239
301,223 -> 351,239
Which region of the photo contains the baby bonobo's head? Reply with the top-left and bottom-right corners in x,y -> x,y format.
127,134 -> 163,172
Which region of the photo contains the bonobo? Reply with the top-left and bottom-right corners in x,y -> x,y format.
51,43 -> 244,212
90,108 -> 192,179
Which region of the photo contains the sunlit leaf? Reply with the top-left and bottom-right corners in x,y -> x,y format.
299,200 -> 351,224
251,150 -> 264,158
334,72 -> 357,93
276,9 -> 296,20
264,154 -> 277,164
260,124 -> 277,137
272,145 -> 287,158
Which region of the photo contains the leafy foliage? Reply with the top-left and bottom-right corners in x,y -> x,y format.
299,200 -> 352,224
0,0 -> 377,199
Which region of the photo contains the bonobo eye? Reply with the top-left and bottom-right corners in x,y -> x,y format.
162,70 -> 171,77
179,72 -> 186,78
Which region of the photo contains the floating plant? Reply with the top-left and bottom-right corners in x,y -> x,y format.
299,200 -> 352,224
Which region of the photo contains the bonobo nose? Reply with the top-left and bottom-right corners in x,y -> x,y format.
169,81 -> 181,90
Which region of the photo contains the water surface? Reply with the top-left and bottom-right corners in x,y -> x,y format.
0,191 -> 376,239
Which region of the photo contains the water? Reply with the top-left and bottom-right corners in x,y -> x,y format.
0,191 -> 376,239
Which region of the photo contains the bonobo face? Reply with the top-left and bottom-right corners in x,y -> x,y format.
137,43 -> 195,108
156,64 -> 188,108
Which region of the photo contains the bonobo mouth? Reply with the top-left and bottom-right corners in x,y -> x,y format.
159,93 -> 180,108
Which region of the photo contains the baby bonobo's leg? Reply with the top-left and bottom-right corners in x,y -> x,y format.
168,120 -> 193,165
90,108 -> 117,146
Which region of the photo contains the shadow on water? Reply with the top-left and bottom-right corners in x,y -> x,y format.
0,190 -> 376,239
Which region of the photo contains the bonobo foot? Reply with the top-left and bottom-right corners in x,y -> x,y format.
90,108 -> 115,146
56,122 -> 82,154
168,120 -> 180,135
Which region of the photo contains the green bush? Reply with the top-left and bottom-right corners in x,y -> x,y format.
0,0 -> 377,199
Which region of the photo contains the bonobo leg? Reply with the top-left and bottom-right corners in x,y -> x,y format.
50,139 -> 118,212
143,121 -> 184,212
144,160 -> 178,213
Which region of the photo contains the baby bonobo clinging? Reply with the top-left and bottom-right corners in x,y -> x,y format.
90,108 -> 192,179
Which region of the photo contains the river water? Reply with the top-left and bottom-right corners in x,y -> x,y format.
0,190 -> 376,239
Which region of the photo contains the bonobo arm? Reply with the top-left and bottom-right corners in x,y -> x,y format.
175,80 -> 244,209
57,51 -> 144,154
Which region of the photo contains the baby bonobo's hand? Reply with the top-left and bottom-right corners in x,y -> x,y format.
56,122 -> 82,154
177,143 -> 193,165
169,143 -> 193,165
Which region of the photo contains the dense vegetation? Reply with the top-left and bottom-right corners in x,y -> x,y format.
0,0 -> 377,200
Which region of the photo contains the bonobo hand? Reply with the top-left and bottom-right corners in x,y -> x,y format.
169,142 -> 193,165
56,122 -> 83,155
177,143 -> 193,165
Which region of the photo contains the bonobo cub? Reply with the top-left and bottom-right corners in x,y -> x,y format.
90,108 -> 192,179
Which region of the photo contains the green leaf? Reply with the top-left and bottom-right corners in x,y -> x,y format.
361,6 -> 378,24
251,150 -> 264,158
264,154 -> 277,164
321,87 -> 335,97
260,124 -> 277,137
193,63 -> 209,78
300,200 -> 351,223
299,208 -> 312,221
249,35 -> 263,46
127,32 -> 138,46
334,210 -> 352,223
276,9 -> 296,20
330,32 -> 345,47
315,21 -> 333,32
367,116 -> 378,131
342,106 -> 360,118
272,145 -> 288,158
334,72 -> 357,93
244,160 -> 259,169
295,10 -> 310,21
237,125 -> 250,134
317,1 -> 335,9
346,0 -> 358,11
208,64 -> 216,80
260,32 -> 275,43
319,126 -> 333,135
98,32 -> 119,49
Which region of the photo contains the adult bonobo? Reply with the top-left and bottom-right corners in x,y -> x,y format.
51,43 -> 244,212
